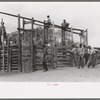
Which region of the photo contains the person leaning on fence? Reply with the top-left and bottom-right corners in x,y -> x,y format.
61,19 -> 69,31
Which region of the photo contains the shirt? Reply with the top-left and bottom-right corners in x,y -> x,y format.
72,47 -> 79,54
47,18 -> 51,23
61,22 -> 69,29
79,47 -> 84,55
90,47 -> 95,55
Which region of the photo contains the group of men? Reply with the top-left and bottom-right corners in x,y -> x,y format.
71,44 -> 98,69
42,15 -> 70,72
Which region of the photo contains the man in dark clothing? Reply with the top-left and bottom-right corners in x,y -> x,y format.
61,20 -> 69,45
61,19 -> 69,31
42,47 -> 48,72
83,45 -> 90,68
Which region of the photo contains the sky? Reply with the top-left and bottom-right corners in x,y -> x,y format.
0,2 -> 100,47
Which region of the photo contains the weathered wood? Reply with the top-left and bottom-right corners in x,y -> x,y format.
17,28 -> 35,32
54,44 -> 57,68
7,37 -> 10,72
0,11 -> 85,32
86,29 -> 88,46
61,29 -> 65,46
24,20 -> 31,24
2,18 -> 5,72
33,46 -> 36,69
18,14 -> 21,72
71,27 -> 73,42
31,17 -> 34,71
0,48 -> 1,70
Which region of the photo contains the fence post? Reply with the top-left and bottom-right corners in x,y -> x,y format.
7,36 -> 10,72
71,27 -> 73,42
18,14 -> 21,72
1,18 -> 5,72
54,43 -> 57,68
31,17 -> 35,71
23,18 -> 25,40
86,29 -> 88,46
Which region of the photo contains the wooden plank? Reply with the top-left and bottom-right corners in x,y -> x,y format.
17,28 -> 35,32
86,29 -> 88,46
7,37 -> 9,71
54,44 -> 57,68
0,12 -> 85,32
24,20 -> 31,24
2,18 -> 5,72
31,17 -> 34,71
18,14 -> 21,72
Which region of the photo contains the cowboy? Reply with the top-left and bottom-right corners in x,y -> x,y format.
47,15 -> 51,24
78,44 -> 85,68
83,45 -> 90,68
42,44 -> 48,72
61,19 -> 69,31
87,46 -> 97,68
71,45 -> 79,67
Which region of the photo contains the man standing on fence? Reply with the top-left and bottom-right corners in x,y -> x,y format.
61,19 -> 69,31
61,20 -> 69,46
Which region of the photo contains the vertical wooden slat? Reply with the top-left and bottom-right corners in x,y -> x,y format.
31,17 -> 34,71
71,27 -> 73,42
80,34 -> 82,44
61,29 -> 65,46
1,18 -> 5,71
54,43 -> 57,68
21,18 -> 25,72
43,21 -> 46,45
23,18 -> 25,40
7,36 -> 10,72
0,46 -> 1,70
52,21 -> 55,68
18,14 -> 21,72
86,29 -> 88,46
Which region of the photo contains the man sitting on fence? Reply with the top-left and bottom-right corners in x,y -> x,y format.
61,19 -> 69,31
45,15 -> 52,27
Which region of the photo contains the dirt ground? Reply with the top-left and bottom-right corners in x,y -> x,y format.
0,64 -> 100,82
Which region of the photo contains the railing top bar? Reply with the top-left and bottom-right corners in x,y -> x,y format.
0,11 -> 84,31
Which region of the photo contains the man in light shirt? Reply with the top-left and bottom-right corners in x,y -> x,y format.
78,44 -> 85,68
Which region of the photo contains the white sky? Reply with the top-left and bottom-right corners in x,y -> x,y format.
0,2 -> 100,47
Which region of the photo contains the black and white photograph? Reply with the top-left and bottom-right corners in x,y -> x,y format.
0,2 -> 100,82
0,1 -> 100,98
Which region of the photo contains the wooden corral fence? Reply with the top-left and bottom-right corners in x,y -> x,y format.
0,12 -> 89,73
